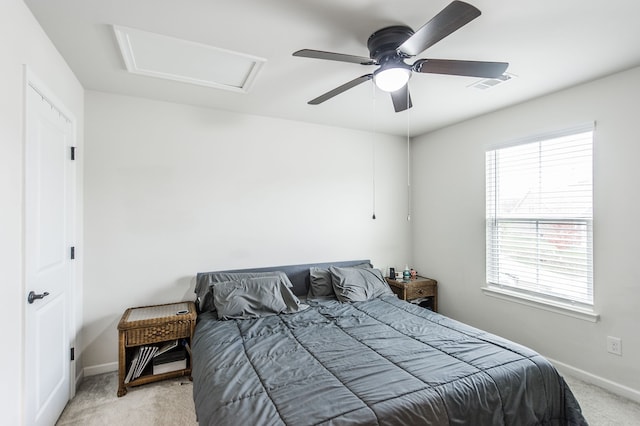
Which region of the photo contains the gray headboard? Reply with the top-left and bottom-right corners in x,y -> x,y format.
196,259 -> 371,297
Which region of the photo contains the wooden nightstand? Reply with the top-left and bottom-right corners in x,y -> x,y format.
386,276 -> 438,312
117,301 -> 196,397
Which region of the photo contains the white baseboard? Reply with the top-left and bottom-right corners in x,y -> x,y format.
548,357 -> 640,404
83,362 -> 118,377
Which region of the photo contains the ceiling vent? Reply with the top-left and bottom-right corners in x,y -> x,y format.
469,72 -> 515,90
113,25 -> 266,93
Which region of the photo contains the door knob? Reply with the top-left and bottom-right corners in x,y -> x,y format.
27,291 -> 50,304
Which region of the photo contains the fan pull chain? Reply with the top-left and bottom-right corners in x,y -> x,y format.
406,92 -> 411,222
372,141 -> 377,220
371,82 -> 377,220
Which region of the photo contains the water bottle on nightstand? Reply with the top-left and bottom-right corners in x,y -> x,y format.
403,265 -> 410,281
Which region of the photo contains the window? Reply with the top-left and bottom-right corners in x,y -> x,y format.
486,124 -> 594,309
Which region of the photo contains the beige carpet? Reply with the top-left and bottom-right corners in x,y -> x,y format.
57,372 -> 640,425
563,375 -> 640,426
56,372 -> 197,426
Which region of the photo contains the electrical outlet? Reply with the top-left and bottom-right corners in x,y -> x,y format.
607,336 -> 622,356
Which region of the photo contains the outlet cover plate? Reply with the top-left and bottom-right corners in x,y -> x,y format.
607,336 -> 622,355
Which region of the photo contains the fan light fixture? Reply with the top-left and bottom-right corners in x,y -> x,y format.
373,67 -> 411,92
293,1 -> 509,112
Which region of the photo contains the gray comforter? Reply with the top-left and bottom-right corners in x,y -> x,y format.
192,296 -> 586,425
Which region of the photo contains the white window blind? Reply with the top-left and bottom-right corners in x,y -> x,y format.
486,124 -> 594,307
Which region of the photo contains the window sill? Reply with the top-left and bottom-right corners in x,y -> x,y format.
481,286 -> 600,323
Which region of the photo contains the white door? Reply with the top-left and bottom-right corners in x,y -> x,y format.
24,79 -> 75,426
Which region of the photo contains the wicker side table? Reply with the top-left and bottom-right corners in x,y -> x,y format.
117,301 -> 196,397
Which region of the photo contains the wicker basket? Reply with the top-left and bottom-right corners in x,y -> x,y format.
118,302 -> 196,346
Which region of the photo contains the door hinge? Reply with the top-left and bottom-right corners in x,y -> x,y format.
70,347 -> 75,361
70,246 -> 75,260
71,146 -> 76,160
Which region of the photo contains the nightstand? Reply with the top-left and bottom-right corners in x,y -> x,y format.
117,301 -> 196,397
386,276 -> 438,312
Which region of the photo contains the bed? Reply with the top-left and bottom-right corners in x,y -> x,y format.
192,260 -> 586,425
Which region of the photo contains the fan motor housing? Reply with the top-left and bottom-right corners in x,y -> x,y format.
367,25 -> 414,62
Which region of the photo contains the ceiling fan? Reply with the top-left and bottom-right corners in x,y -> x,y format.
293,0 -> 508,112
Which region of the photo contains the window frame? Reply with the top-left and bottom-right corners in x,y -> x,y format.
483,123 -> 598,322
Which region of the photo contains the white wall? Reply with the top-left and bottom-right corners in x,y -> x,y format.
83,91 -> 411,369
0,0 -> 84,423
411,66 -> 640,399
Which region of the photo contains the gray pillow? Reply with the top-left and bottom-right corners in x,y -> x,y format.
329,266 -> 393,303
197,271 -> 292,312
213,276 -> 302,320
307,262 -> 371,299
307,267 -> 334,298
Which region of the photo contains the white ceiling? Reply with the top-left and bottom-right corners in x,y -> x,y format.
24,0 -> 640,137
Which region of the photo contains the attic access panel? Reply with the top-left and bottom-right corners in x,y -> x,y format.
114,25 -> 265,93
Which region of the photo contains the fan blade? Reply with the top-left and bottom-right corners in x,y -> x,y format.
293,49 -> 376,65
308,74 -> 373,105
398,1 -> 481,57
413,59 -> 508,78
390,85 -> 413,112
